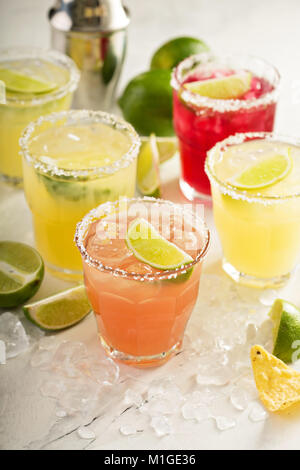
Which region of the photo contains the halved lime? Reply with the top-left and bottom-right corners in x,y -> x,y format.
229,153 -> 292,190
137,134 -> 161,198
126,218 -> 193,270
0,241 -> 44,308
270,299 -> 300,364
23,285 -> 91,331
0,80 -> 5,104
184,72 -> 252,99
0,68 -> 57,94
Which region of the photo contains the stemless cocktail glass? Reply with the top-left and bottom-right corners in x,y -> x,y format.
0,47 -> 80,185
172,53 -> 280,201
205,132 -> 300,288
75,197 -> 210,367
21,110 -> 140,280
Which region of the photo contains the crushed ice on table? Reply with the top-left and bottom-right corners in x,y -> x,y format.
77,426 -> 96,440
0,312 -> 30,358
24,273 -> 275,441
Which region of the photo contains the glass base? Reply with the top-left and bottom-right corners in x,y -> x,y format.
46,261 -> 83,282
0,172 -> 22,187
99,335 -> 182,368
222,259 -> 291,289
179,178 -> 211,202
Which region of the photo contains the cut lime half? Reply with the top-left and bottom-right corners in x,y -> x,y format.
137,134 -> 161,198
0,68 -> 57,94
184,72 -> 252,99
229,152 -> 292,190
23,285 -> 91,331
126,218 -> 193,270
270,299 -> 300,364
0,241 -> 44,308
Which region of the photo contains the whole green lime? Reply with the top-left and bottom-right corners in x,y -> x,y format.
150,36 -> 210,70
118,69 -> 174,136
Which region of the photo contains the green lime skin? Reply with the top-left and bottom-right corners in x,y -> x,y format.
150,36 -> 210,70
0,242 -> 44,308
118,69 -> 174,137
271,299 -> 300,364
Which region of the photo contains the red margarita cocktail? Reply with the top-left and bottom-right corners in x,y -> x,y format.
171,53 -> 280,201
76,197 -> 209,368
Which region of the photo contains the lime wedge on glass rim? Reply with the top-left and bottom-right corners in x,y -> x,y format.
0,68 -> 57,94
229,152 -> 292,190
23,285 -> 91,331
269,299 -> 300,364
126,218 -> 193,272
140,135 -> 178,164
0,241 -> 44,308
184,72 -> 252,99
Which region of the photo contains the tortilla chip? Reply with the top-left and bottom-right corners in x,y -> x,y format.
251,345 -> 300,412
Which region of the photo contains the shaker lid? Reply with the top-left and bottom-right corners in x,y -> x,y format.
49,0 -> 130,33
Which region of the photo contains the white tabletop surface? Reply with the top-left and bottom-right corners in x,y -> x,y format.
1,0 -> 300,451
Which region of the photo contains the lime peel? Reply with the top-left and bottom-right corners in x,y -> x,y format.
270,299 -> 300,364
184,72 -> 252,100
229,152 -> 293,190
126,218 -> 193,270
23,285 -> 91,331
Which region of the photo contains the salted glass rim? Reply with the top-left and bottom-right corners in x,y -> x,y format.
20,110 -> 141,180
171,52 -> 280,113
205,132 -> 300,204
0,47 -> 80,106
75,196 -> 210,281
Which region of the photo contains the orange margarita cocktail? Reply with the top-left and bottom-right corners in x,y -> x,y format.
75,198 -> 210,367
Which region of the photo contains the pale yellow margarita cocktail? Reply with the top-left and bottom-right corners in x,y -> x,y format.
206,133 -> 300,288
0,48 -> 80,185
21,110 -> 140,280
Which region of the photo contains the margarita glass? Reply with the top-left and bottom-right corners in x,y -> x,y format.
21,110 -> 140,280
75,197 -> 210,367
205,132 -> 300,288
0,47 -> 80,185
172,53 -> 280,201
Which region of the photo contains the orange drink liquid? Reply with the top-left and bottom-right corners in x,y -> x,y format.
76,198 -> 210,367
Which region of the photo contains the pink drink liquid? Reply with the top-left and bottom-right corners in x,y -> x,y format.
173,69 -> 276,198
82,201 -> 207,367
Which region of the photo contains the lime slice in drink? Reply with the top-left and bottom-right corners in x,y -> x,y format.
0,241 -> 44,308
270,299 -> 300,364
229,153 -> 292,190
0,80 -> 6,104
23,285 -> 92,331
137,134 -> 161,198
0,68 -> 57,94
126,218 -> 193,270
184,72 -> 252,99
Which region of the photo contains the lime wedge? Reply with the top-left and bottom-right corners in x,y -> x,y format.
0,80 -> 6,104
141,135 -> 178,164
0,241 -> 44,308
229,153 -> 292,190
269,299 -> 300,364
0,68 -> 57,94
126,218 -> 193,270
137,134 -> 161,198
184,72 -> 252,99
23,285 -> 91,331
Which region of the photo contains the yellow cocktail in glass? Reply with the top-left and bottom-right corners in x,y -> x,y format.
0,48 -> 80,185
205,133 -> 300,288
21,110 -> 140,280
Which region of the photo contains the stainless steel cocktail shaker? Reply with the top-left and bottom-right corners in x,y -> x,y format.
48,0 -> 130,111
